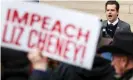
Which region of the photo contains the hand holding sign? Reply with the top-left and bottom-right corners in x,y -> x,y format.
28,49 -> 48,71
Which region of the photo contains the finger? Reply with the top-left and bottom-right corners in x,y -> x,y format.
27,48 -> 40,60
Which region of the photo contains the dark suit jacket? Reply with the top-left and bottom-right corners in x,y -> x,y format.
102,19 -> 131,38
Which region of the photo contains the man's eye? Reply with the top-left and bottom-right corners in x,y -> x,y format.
107,10 -> 109,11
111,9 -> 115,11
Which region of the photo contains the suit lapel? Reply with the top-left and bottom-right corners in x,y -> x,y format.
115,19 -> 121,33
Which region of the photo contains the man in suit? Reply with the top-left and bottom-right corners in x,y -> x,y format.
102,1 -> 131,38
101,1 -> 131,61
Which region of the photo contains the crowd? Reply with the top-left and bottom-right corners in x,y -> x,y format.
1,1 -> 133,80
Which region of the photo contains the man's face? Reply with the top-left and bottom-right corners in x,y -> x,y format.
106,4 -> 119,23
111,55 -> 127,75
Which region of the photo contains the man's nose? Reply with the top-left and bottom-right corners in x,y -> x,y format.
109,11 -> 112,14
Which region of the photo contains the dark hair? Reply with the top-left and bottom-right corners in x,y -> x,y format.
105,0 -> 120,11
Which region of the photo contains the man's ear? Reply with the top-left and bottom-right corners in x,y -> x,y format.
117,13 -> 119,16
117,10 -> 119,16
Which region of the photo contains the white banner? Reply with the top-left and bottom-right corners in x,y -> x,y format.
1,2 -> 101,70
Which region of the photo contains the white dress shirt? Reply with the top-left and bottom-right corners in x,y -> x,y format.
108,18 -> 119,26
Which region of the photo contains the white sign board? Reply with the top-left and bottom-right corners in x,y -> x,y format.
1,2 -> 101,70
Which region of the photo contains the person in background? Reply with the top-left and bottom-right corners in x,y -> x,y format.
101,1 -> 131,61
98,32 -> 133,80
102,0 -> 131,38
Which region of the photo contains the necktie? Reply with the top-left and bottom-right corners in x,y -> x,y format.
107,24 -> 114,38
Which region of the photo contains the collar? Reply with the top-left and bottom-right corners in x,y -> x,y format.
108,18 -> 119,26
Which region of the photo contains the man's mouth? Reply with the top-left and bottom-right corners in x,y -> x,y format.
108,15 -> 112,18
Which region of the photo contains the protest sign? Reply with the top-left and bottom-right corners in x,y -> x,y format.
1,2 -> 101,70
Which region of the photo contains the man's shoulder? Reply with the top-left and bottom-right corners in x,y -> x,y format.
102,19 -> 130,27
102,20 -> 107,27
102,20 -> 107,24
119,20 -> 130,27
